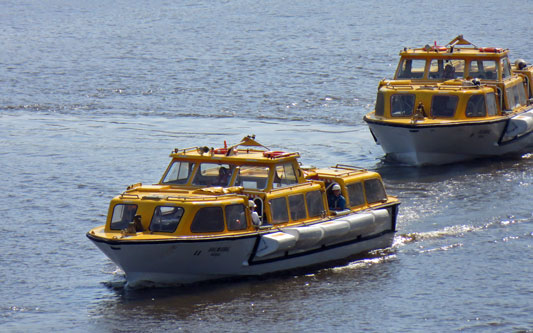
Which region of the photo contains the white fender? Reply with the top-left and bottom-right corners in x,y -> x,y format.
504,110 -> 533,139
255,232 -> 297,257
342,212 -> 376,236
284,225 -> 324,248
371,209 -> 391,232
319,220 -> 351,244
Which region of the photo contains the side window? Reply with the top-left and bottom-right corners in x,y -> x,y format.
396,59 -> 426,79
390,94 -> 415,117
150,206 -> 184,233
465,94 -> 486,117
431,95 -> 458,117
190,207 -> 224,233
346,182 -> 365,207
375,91 -> 385,116
162,161 -> 195,184
192,163 -> 233,186
364,179 -> 387,204
273,163 -> 298,188
514,84 -> 527,106
502,57 -> 511,79
288,194 -> 307,221
110,204 -> 137,230
486,93 -> 498,116
270,197 -> 289,224
506,86 -> 518,110
226,204 -> 247,231
306,190 -> 324,218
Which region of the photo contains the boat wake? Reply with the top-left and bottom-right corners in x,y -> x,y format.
393,215 -> 532,250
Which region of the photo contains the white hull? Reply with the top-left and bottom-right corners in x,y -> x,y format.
366,112 -> 533,166
88,208 -> 397,286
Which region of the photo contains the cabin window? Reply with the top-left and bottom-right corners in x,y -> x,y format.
150,206 -> 184,233
288,194 -> 307,221
226,204 -> 247,231
192,163 -> 233,187
502,57 -> 511,79
162,161 -> 195,184
110,204 -> 137,230
270,197 -> 289,224
397,59 -> 426,79
305,190 -> 324,218
465,94 -> 486,117
431,95 -> 458,117
390,94 -> 415,117
346,182 -> 365,207
515,84 -> 527,106
506,84 -> 526,110
469,60 -> 497,80
190,207 -> 224,233
486,93 -> 498,116
375,91 -> 385,116
234,165 -> 269,189
364,179 -> 387,204
273,163 -> 298,188
429,59 -> 444,79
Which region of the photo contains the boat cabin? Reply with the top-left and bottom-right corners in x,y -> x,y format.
374,35 -> 533,122
99,136 -> 398,238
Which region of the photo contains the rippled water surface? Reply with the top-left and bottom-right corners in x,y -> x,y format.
1,0 -> 532,332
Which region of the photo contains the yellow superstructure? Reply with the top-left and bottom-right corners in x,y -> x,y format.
364,35 -> 533,166
89,136 -> 399,241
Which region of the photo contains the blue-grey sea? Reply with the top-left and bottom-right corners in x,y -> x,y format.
1,0 -> 532,332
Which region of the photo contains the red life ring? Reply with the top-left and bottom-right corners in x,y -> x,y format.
432,46 -> 447,52
263,151 -> 286,158
214,148 -> 228,154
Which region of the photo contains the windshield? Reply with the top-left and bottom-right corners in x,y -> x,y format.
162,161 -> 195,184
192,163 -> 234,187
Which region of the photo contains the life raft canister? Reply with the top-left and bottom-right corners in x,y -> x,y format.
214,140 -> 229,154
263,151 -> 286,158
479,47 -> 503,53
213,148 -> 228,154
432,41 -> 447,52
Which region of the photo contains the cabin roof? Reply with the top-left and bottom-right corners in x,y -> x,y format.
399,35 -> 509,59
170,148 -> 300,164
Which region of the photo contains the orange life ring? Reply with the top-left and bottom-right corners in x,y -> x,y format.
432,46 -> 447,52
214,148 -> 228,154
263,151 -> 286,158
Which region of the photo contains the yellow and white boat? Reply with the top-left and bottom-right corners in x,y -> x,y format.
364,35 -> 533,166
87,136 -> 400,286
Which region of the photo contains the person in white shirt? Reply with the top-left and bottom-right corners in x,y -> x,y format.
249,200 -> 261,226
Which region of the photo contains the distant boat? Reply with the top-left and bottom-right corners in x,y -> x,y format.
364,35 -> 533,166
87,136 -> 400,286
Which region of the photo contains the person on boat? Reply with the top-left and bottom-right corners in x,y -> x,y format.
217,166 -> 229,186
249,200 -> 261,226
328,184 -> 346,211
443,64 -> 455,79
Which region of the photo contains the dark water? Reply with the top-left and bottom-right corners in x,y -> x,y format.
1,0 -> 532,331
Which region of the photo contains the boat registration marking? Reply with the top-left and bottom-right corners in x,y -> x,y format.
208,246 -> 230,256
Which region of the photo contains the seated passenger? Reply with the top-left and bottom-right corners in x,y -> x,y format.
328,184 -> 346,211
217,167 -> 230,186
249,200 -> 261,226
443,64 -> 455,79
